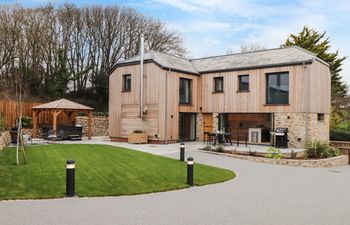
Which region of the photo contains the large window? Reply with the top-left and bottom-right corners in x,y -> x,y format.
266,72 -> 289,104
238,75 -> 249,91
122,74 -> 131,91
179,78 -> 192,104
214,77 -> 224,92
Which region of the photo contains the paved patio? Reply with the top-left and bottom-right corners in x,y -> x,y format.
1,138 -> 350,225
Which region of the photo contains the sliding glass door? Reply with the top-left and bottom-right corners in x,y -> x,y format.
179,113 -> 196,141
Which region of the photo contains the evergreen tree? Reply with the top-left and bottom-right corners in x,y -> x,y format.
283,26 -> 347,102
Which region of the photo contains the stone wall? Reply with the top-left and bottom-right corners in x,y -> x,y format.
0,131 -> 11,151
205,151 -> 348,168
196,113 -> 203,141
274,113 -> 329,148
212,113 -> 219,131
76,116 -> 109,137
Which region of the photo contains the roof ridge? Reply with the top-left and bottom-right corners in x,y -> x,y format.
149,49 -> 190,60
290,45 -> 317,57
191,46 -> 290,61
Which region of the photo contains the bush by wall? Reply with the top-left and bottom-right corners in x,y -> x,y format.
330,129 -> 350,141
306,139 -> 340,159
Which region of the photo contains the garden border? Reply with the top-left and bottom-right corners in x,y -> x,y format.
201,150 -> 348,168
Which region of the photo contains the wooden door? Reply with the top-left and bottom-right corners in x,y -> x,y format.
203,113 -> 213,133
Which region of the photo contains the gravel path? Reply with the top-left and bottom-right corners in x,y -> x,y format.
1,149 -> 350,225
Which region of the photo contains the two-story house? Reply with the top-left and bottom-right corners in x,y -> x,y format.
109,46 -> 330,148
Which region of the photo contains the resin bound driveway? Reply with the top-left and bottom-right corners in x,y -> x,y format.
1,143 -> 350,225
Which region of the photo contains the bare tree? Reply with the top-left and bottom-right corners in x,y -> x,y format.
240,43 -> 266,53
0,3 -> 186,110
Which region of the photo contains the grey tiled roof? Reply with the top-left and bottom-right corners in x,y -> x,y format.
122,51 -> 199,74
116,46 -> 327,74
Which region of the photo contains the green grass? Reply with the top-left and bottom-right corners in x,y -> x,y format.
0,144 -> 235,200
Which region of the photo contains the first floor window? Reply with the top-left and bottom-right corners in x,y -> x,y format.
214,77 -> 224,92
179,78 -> 192,104
123,74 -> 131,91
238,75 -> 249,91
266,72 -> 289,104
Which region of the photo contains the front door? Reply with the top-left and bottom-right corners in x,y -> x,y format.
179,113 -> 196,141
203,113 -> 213,133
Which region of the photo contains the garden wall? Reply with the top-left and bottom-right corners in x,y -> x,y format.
76,116 -> 108,137
0,131 -> 11,151
205,151 -> 348,168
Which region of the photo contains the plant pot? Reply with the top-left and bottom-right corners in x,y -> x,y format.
128,133 -> 148,144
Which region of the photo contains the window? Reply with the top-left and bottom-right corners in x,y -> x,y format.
317,113 -> 325,121
179,78 -> 192,104
238,75 -> 249,91
122,74 -> 131,91
214,77 -> 224,92
266,72 -> 289,104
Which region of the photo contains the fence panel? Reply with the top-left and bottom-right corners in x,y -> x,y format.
0,100 -> 71,128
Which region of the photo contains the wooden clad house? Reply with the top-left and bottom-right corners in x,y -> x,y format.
109,46 -> 331,148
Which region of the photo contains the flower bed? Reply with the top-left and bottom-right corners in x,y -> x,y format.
202,149 -> 348,168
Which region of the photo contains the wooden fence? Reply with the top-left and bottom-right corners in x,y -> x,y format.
0,100 -> 71,128
331,141 -> 350,164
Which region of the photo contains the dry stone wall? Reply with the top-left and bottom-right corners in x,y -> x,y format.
0,131 -> 11,150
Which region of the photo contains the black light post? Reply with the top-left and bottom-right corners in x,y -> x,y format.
187,157 -> 194,186
66,160 -> 75,197
180,142 -> 185,161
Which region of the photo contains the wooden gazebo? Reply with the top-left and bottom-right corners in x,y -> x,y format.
32,98 -> 94,140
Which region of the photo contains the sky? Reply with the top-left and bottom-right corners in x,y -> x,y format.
2,0 -> 350,87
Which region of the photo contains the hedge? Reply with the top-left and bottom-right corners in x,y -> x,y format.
330,129 -> 350,141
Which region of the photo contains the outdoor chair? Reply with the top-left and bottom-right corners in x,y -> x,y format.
47,129 -> 57,143
204,132 -> 213,145
56,130 -> 64,143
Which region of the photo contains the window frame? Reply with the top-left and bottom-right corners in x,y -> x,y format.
238,74 -> 250,92
122,74 -> 132,92
179,78 -> 192,105
213,77 -> 224,93
265,72 -> 289,105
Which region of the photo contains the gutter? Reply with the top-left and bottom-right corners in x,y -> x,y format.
164,69 -> 170,144
140,35 -> 145,120
303,62 -> 309,145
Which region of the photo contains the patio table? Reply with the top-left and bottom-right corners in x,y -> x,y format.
211,132 -> 232,146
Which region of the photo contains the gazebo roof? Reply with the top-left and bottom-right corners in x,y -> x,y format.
32,98 -> 93,111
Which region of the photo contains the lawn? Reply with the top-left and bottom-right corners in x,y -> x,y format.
0,144 -> 235,200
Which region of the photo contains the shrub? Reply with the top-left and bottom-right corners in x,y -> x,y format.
330,129 -> 350,141
203,145 -> 212,151
306,140 -> 340,159
216,145 -> 225,153
133,130 -> 144,133
266,147 -> 283,159
21,116 -> 33,128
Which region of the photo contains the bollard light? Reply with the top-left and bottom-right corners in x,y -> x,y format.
66,160 -> 75,197
180,142 -> 185,161
187,157 -> 194,186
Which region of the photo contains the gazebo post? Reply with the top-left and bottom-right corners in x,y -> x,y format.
32,110 -> 38,138
52,110 -> 58,134
88,111 -> 92,140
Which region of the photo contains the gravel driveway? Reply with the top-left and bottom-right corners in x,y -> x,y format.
0,149 -> 349,225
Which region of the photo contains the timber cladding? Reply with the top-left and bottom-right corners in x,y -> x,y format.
200,62 -> 330,114
109,54 -> 331,143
